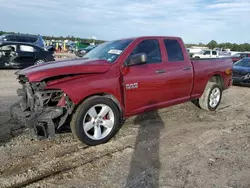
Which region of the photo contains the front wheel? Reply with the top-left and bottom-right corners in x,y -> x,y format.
34,59 -> 45,65
199,82 -> 222,111
70,96 -> 122,146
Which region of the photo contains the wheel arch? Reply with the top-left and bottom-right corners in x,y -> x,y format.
72,92 -> 124,119
208,74 -> 225,90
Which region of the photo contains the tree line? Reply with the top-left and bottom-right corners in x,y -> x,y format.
186,40 -> 250,52
1,31 -> 250,51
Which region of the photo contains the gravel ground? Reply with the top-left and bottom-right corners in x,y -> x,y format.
0,68 -> 250,188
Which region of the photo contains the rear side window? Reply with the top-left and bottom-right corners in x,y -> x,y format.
164,39 -> 184,61
20,45 -> 35,52
204,51 -> 210,55
212,51 -> 217,55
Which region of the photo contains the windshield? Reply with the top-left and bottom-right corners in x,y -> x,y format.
83,39 -> 134,63
234,58 -> 250,67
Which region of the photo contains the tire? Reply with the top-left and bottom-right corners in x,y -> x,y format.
70,96 -> 122,146
34,59 -> 45,65
198,82 -> 222,111
194,56 -> 200,59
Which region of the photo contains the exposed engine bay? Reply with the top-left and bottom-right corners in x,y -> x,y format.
15,74 -> 75,139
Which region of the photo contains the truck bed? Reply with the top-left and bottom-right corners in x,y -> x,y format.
190,57 -> 233,98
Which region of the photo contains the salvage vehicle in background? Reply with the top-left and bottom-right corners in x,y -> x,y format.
192,49 -> 220,59
0,33 -> 46,48
232,57 -> 250,86
0,41 -> 55,68
231,52 -> 250,63
11,36 -> 233,146
75,45 -> 97,57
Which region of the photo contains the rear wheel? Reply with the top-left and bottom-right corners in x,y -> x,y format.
198,82 -> 222,111
70,96 -> 122,146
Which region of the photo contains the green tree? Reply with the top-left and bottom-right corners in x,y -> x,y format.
207,40 -> 218,49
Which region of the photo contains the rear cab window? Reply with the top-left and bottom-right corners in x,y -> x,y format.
163,39 -> 184,62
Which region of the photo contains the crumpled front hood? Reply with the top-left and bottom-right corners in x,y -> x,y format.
16,58 -> 112,82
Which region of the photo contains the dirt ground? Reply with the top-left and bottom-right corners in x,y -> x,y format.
0,68 -> 250,188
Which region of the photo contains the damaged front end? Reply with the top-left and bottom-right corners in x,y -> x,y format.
232,72 -> 250,86
13,74 -> 74,139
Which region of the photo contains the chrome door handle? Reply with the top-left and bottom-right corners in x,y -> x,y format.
182,66 -> 191,70
156,69 -> 166,74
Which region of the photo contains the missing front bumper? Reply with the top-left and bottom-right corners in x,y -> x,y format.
25,106 -> 64,138
13,81 -> 73,139
10,100 -> 64,139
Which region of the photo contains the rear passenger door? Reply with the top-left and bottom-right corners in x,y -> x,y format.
162,39 -> 194,102
16,44 -> 36,67
212,50 -> 218,58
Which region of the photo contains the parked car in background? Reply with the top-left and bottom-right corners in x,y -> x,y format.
12,36 -> 232,146
0,34 -> 46,48
75,45 -> 97,57
192,49 -> 220,59
0,41 -> 55,68
232,57 -> 250,86
231,52 -> 250,63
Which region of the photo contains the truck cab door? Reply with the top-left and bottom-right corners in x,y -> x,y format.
212,50 -> 218,58
122,39 -> 168,115
162,38 -> 193,103
203,50 -> 211,58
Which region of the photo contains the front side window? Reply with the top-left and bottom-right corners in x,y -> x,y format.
20,45 -> 35,52
83,39 -> 134,63
203,50 -> 210,55
130,39 -> 162,64
164,39 -> 184,61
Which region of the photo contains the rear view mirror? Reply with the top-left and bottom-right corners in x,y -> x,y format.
125,53 -> 147,67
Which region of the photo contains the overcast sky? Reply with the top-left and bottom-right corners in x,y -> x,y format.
1,0 -> 249,44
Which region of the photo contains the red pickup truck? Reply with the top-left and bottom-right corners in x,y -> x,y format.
12,36 -> 233,146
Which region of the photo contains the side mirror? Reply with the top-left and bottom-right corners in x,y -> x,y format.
125,53 -> 147,67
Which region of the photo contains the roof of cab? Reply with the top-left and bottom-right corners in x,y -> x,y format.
109,36 -> 182,41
